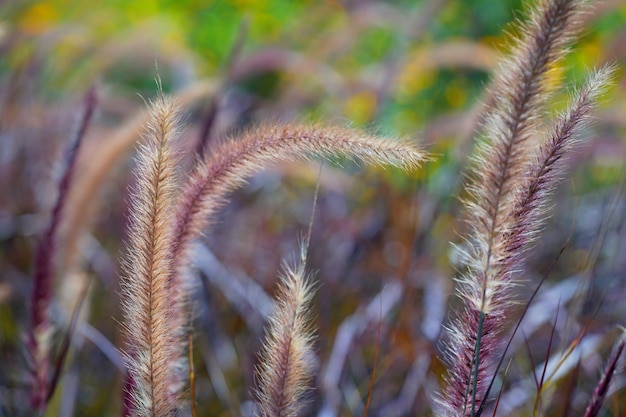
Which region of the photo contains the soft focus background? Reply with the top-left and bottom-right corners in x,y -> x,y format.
1,0 -> 626,416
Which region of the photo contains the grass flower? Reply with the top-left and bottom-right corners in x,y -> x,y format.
439,0 -> 614,415
120,92 -> 182,417
255,259 -> 317,417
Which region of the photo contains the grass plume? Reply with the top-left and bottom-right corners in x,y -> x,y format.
505,66 -> 614,263
439,0 -> 611,415
172,122 -> 425,263
120,91 -> 182,417
166,123 -> 427,355
255,258 -> 317,417
254,169 -> 321,417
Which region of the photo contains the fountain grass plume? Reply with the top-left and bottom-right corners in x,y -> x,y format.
165,122 -> 427,365
438,0 -> 613,415
120,91 -> 182,417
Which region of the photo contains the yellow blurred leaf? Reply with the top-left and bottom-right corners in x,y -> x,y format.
344,90 -> 377,124
19,2 -> 59,34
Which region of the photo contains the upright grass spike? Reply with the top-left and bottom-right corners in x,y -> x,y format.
120,90 -> 182,417
255,167 -> 321,417
463,0 -> 588,322
254,260 -> 317,417
439,0 -> 613,413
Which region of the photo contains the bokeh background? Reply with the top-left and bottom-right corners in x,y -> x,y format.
1,0 -> 626,416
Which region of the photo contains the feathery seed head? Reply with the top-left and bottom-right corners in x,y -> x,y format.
165,122 -> 427,348
120,92 -> 184,417
172,122 -> 426,264
439,1 -> 609,415
255,262 -> 318,417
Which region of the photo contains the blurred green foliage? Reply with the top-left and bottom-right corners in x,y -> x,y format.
3,0 -> 625,125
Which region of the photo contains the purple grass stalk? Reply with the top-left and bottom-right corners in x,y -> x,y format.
583,339 -> 625,417
439,0 -> 610,409
28,87 -> 97,410
46,275 -> 92,403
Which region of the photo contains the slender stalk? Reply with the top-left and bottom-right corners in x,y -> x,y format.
583,339 -> 625,417
28,87 -> 97,410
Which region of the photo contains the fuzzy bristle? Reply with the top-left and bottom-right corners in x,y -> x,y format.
255,261 -> 317,417
172,122 -> 425,262
439,0 -> 606,415
120,92 -> 182,417
165,122 -> 426,343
